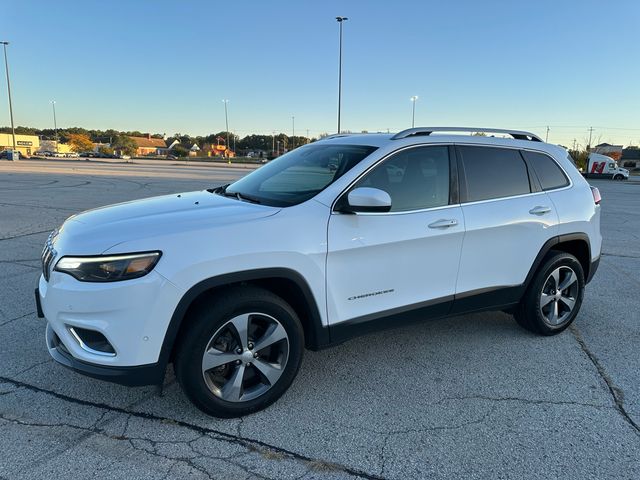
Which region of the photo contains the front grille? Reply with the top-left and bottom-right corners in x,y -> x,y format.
41,231 -> 58,281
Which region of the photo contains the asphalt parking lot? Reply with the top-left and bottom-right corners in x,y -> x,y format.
1,159 -> 639,480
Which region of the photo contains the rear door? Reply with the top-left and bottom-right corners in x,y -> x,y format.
453,145 -> 559,310
326,145 -> 464,328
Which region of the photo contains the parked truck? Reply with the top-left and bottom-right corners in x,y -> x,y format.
584,153 -> 629,180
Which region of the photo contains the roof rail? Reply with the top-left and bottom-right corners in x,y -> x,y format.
390,127 -> 543,142
317,133 -> 355,141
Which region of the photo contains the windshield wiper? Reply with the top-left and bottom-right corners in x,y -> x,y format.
234,192 -> 261,204
212,184 -> 261,204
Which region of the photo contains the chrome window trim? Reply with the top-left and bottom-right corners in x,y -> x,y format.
330,143 -> 454,215
455,143 -> 574,204
518,147 -> 573,192
330,141 -> 574,215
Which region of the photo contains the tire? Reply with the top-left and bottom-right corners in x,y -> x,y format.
175,286 -> 304,418
613,174 -> 624,181
514,252 -> 585,335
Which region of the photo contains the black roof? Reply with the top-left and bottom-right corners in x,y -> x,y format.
621,148 -> 640,160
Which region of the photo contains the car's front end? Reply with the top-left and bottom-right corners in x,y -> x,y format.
37,227 -> 183,385
36,190 -> 279,385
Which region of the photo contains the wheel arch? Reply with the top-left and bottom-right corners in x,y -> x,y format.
524,233 -> 592,292
159,268 -> 330,372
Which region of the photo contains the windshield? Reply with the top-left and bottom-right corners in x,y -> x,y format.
221,143 -> 378,207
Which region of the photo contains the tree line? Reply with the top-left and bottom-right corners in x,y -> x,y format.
0,126 -> 316,153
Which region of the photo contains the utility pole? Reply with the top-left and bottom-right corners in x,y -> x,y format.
1,41 -> 17,160
222,99 -> 230,152
272,131 -> 275,154
588,126 -> 594,150
336,16 -> 348,134
306,129 -> 309,143
572,138 -> 577,151
410,96 -> 418,128
51,100 -> 58,153
545,126 -> 550,142
292,116 -> 295,149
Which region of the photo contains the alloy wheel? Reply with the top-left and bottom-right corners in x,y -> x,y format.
539,266 -> 579,326
201,312 -> 289,402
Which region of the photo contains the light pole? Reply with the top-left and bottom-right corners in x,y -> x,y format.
222,99 -> 230,152
336,16 -> 348,134
545,125 -> 550,142
410,96 -> 418,128
1,41 -> 17,159
51,100 -> 58,153
292,116 -> 295,149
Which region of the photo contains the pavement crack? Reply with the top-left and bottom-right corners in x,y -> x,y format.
434,394 -> 610,410
0,375 -> 385,480
570,325 -> 640,436
0,311 -> 35,327
601,252 -> 640,259
0,229 -> 54,241
11,359 -> 52,377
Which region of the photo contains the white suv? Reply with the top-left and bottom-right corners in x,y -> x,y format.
36,127 -> 602,417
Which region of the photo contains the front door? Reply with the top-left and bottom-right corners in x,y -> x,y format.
326,145 -> 464,330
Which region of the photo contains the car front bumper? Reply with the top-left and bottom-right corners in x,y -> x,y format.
37,270 -> 183,385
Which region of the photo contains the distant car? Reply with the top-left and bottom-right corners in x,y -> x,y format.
37,151 -> 53,157
65,152 -> 80,158
0,150 -> 23,159
166,154 -> 178,160
52,152 -> 66,158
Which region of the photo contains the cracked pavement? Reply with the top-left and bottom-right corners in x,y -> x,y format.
0,159 -> 639,479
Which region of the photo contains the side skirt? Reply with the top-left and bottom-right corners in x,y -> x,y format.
326,286 -> 522,347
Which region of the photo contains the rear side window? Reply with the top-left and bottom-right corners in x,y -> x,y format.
458,146 -> 531,202
522,150 -> 569,190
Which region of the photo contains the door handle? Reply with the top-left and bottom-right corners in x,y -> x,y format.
428,219 -> 458,229
529,206 -> 552,215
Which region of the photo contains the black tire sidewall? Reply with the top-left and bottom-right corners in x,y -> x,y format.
528,253 -> 585,334
176,287 -> 304,418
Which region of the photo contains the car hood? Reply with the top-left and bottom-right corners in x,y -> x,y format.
53,190 -> 279,255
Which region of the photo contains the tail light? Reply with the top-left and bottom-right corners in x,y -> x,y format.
590,186 -> 601,205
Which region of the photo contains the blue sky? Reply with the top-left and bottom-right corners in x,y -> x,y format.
3,0 -> 640,147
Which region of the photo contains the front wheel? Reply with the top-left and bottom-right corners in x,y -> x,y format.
175,286 -> 304,417
514,252 -> 585,335
613,174 -> 625,181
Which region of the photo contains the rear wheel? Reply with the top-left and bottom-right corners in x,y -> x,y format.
175,286 -> 304,417
514,252 -> 585,335
613,174 -> 625,181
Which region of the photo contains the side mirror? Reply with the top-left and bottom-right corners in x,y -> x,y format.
340,187 -> 392,213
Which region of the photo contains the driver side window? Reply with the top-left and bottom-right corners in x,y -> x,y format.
354,146 -> 450,212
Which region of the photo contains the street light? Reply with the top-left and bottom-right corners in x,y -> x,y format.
1,41 -> 17,160
292,116 -> 295,149
51,100 -> 58,153
410,96 -> 418,128
222,99 -> 230,153
336,16 -> 348,134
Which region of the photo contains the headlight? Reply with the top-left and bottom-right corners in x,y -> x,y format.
54,252 -> 161,282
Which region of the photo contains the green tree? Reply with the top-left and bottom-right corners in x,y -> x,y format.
112,135 -> 137,156
98,145 -> 114,156
171,145 -> 189,158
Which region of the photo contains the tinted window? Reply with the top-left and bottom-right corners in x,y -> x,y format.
459,146 -> 530,202
354,146 -> 450,212
521,150 -> 569,191
225,144 -> 377,206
